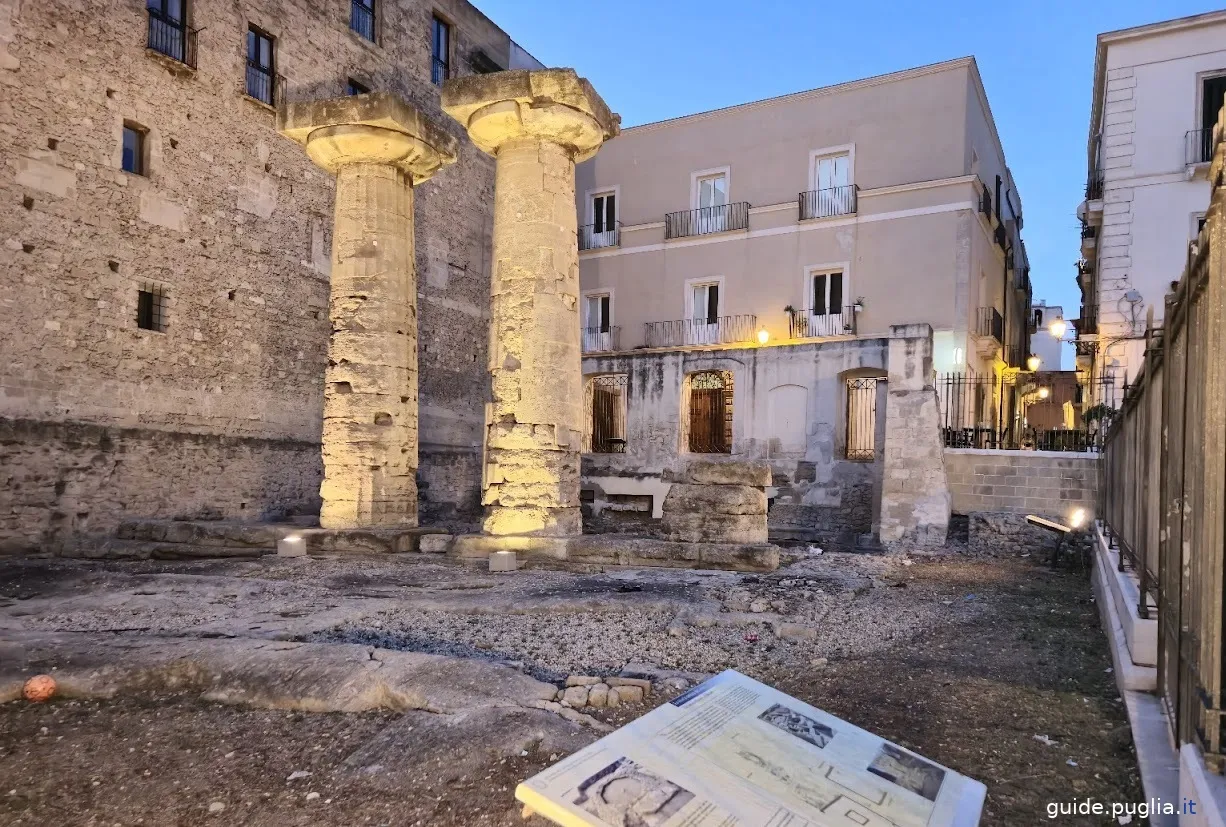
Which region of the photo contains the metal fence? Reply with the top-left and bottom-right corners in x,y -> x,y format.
1101,107 -> 1225,766
579,223 -> 620,250
664,203 -> 750,239
798,185 -> 857,220
788,307 -> 856,338
936,372 -> 1096,452
581,326 -> 620,354
644,315 -> 756,349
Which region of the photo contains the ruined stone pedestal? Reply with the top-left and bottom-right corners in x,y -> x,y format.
442,70 -> 619,538
278,94 -> 458,529
660,461 -> 770,545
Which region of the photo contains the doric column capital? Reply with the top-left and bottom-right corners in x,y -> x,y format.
442,68 -> 620,161
278,92 -> 458,183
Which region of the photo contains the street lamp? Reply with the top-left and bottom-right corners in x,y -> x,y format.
1026,354 -> 1042,372
1048,317 -> 1068,339
757,328 -> 769,345
1038,387 -> 1050,400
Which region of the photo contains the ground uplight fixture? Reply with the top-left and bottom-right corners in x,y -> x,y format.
757,328 -> 769,345
1048,317 -> 1068,339
1070,508 -> 1087,528
1026,354 -> 1042,372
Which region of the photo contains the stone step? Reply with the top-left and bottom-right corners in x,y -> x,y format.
450,533 -> 779,572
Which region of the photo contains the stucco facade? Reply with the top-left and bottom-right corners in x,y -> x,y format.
1077,10 -> 1226,399
0,0 -> 540,552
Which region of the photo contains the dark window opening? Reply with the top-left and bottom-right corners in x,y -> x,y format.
122,124 -> 146,175
1203,75 -> 1226,133
431,16 -> 450,86
146,0 -> 195,66
347,78 -> 370,96
588,375 -> 628,453
593,192 -> 615,234
688,371 -> 733,454
246,26 -> 276,105
137,283 -> 168,332
350,0 -> 375,42
811,271 -> 843,317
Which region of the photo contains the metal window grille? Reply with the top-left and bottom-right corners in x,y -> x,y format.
585,374 -> 628,453
146,3 -> 197,68
431,17 -> 449,86
246,27 -> 276,105
846,378 -> 878,461
687,371 -> 733,454
136,282 -> 168,332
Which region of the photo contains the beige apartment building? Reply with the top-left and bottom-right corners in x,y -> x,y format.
1076,9 -> 1226,404
0,0 -> 539,553
575,57 -> 1033,546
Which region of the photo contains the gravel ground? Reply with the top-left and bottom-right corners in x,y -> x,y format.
0,550 -> 1141,825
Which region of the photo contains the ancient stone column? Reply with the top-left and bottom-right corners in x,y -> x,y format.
278,94 -> 457,529
442,70 -> 619,537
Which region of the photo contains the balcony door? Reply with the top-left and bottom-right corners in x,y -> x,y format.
583,293 -> 611,353
147,0 -> 186,61
695,173 -> 727,234
1201,75 -> 1226,162
590,191 -> 617,249
809,269 -> 844,337
687,280 -> 720,345
812,154 -> 850,217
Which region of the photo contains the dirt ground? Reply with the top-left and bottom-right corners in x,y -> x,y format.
0,549 -> 1140,826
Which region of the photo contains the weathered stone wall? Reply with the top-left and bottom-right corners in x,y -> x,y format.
878,324 -> 951,549
580,337 -> 888,544
944,448 -> 1099,520
0,0 -> 531,549
0,417 -> 319,556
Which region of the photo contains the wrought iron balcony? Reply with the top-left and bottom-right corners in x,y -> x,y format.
431,57 -> 448,86
350,0 -> 375,41
994,224 -> 1007,249
643,315 -> 757,348
798,185 -> 857,220
787,307 -> 856,338
979,186 -> 993,218
578,222 -> 620,251
146,8 -> 197,69
1187,128 -> 1213,165
245,62 -> 283,107
976,307 -> 1004,344
581,326 -> 620,353
664,202 -> 749,239
1080,220 -> 1097,240
1085,168 -> 1104,200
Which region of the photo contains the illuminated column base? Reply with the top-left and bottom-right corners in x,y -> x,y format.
443,70 -> 619,536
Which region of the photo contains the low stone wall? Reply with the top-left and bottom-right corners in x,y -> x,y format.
0,417 -> 321,555
944,448 -> 1098,521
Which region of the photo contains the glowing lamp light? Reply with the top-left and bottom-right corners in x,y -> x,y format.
757,328 -> 769,345
1026,354 -> 1042,372
1048,318 -> 1068,339
1037,387 -> 1050,400
277,534 -> 306,557
1070,508 -> 1087,529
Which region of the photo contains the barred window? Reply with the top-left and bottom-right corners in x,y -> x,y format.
585,374 -> 627,453
846,377 -> 877,461
136,282 -> 168,332
686,370 -> 733,453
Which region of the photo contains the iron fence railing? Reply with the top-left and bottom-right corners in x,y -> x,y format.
787,307 -> 856,338
1085,168 -> 1104,200
1187,128 -> 1213,165
644,315 -> 757,348
578,222 -> 620,251
1102,101 -> 1226,767
431,57 -> 448,86
664,202 -> 749,239
976,307 -> 1004,344
350,0 -> 376,41
245,62 -> 283,107
581,326 -> 620,353
1081,220 -> 1097,240
936,371 -> 1097,452
798,185 -> 857,220
146,7 -> 197,68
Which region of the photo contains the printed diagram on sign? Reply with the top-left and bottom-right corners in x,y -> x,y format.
759,703 -> 836,749
571,757 -> 695,827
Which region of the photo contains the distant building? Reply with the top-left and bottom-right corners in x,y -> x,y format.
1076,9 -> 1226,405
1030,301 -> 1066,372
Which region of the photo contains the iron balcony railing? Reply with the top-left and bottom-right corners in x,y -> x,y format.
1187,128 -> 1213,165
581,326 -> 620,353
431,57 -> 448,86
350,0 -> 376,41
788,307 -> 856,338
1080,220 -> 1097,240
578,222 -> 620,251
979,186 -> 993,218
644,314 -> 757,348
798,185 -> 857,220
245,62 -> 283,107
976,307 -> 1004,344
146,8 -> 197,69
664,202 -> 750,239
1085,168 -> 1104,200
994,224 -> 1007,248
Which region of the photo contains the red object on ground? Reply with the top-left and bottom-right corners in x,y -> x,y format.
23,675 -> 56,703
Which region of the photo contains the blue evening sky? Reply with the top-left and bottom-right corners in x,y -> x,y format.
476,0 -> 1217,366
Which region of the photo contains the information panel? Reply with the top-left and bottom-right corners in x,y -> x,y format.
517,670 -> 985,827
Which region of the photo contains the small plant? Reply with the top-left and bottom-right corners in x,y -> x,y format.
1082,403 -> 1117,427
783,304 -> 796,314
853,297 -> 867,311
